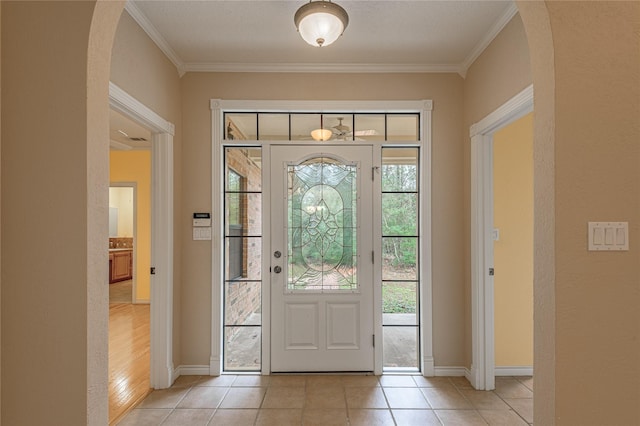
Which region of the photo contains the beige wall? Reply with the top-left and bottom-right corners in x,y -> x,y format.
493,112 -> 533,367
110,10 -> 183,365
544,2 -> 640,423
463,14 -> 533,368
1,1 -> 123,424
180,72 -> 467,366
1,2 -> 639,424
110,150 -> 152,301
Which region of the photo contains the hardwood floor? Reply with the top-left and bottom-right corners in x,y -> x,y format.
109,303 -> 151,425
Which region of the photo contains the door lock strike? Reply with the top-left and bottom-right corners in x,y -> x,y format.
489,268 -> 495,276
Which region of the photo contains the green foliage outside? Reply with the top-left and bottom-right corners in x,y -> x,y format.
382,163 -> 418,267
383,284 -> 417,313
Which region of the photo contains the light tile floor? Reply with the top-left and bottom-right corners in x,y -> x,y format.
118,375 -> 533,425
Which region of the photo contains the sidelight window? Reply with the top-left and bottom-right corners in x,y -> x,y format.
381,147 -> 420,371
223,147 -> 262,371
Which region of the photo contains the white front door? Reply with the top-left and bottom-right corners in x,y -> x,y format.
270,144 -> 374,372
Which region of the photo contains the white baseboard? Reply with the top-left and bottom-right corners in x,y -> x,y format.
434,366 -> 468,377
135,298 -> 150,304
173,365 -> 211,381
495,366 -> 533,376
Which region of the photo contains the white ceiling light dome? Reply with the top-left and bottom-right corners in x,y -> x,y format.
294,0 -> 349,47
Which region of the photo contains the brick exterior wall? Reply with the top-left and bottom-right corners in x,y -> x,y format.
225,148 -> 262,330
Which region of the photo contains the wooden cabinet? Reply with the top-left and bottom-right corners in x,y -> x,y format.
109,250 -> 132,283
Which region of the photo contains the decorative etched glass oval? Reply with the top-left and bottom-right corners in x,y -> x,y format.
287,157 -> 357,291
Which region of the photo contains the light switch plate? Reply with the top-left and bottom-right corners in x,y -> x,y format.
588,222 -> 628,251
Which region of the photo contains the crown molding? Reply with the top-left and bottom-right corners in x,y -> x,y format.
184,62 -> 465,76
210,99 -> 431,113
124,1 -> 186,76
459,2 -> 518,77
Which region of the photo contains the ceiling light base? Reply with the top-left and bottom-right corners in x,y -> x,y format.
294,1 -> 349,48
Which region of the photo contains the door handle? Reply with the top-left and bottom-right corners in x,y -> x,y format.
274,250 -> 282,258
273,266 -> 282,274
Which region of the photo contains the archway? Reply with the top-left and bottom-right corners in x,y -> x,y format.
514,3 -> 556,424
2,1 -> 561,424
85,1 -> 559,423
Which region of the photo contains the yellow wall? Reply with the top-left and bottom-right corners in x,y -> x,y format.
493,112 -> 533,367
110,150 -> 151,301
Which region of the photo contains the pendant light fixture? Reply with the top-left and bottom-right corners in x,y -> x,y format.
294,0 -> 349,47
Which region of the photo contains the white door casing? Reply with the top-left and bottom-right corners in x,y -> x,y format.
210,99 -> 433,376
270,145 -> 374,372
469,85 -> 533,390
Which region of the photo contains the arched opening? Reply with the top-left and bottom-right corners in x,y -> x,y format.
5,1 -> 590,424
84,0 -> 553,422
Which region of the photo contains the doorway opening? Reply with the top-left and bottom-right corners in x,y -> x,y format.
212,100 -> 433,376
469,85 -> 533,390
107,83 -> 176,425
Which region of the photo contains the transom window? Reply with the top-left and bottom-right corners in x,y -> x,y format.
224,112 -> 420,142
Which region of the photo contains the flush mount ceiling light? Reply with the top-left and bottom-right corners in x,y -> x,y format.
294,0 -> 349,47
311,128 -> 333,141
310,115 -> 333,141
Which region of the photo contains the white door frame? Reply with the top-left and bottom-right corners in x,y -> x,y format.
210,99 -> 433,376
109,82 -> 176,389
469,85 -> 533,390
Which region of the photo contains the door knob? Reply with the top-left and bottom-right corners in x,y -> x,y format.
273,266 -> 282,274
274,250 -> 282,258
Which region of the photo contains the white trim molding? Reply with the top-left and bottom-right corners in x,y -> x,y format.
434,367 -> 468,377
469,84 -> 533,390
210,99 -> 433,377
459,3 -> 518,77
209,100 -> 223,376
495,366 -> 534,377
150,132 -> 175,389
186,62 -> 463,76
420,102 -> 435,377
174,365 -> 211,381
109,82 -> 175,136
124,1 -> 186,76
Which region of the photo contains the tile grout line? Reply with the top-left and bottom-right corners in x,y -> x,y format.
492,377 -> 533,425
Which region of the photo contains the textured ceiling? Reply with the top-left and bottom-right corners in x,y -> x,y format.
128,0 -> 517,75
111,1 -> 517,147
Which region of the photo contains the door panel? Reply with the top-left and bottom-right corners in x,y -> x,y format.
271,145 -> 374,372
